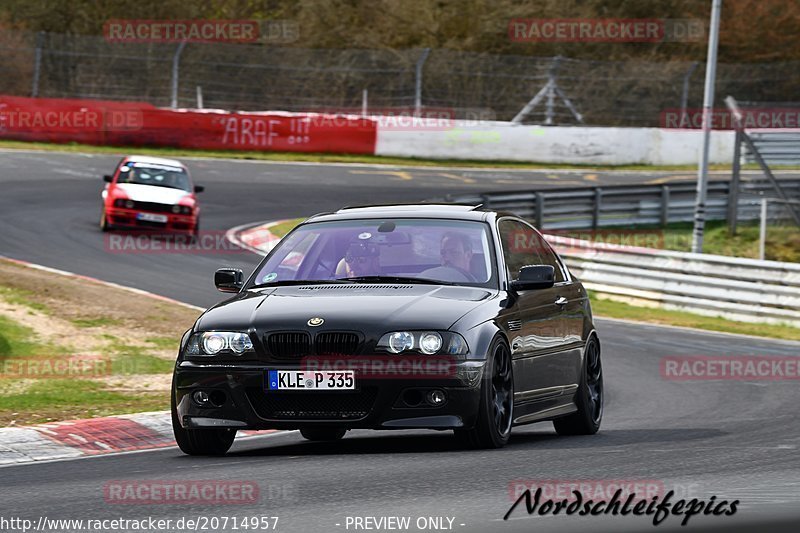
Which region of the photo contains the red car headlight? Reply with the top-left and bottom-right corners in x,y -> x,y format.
113,198 -> 134,209
173,205 -> 193,215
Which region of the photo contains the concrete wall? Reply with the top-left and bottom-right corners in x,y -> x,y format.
375,121 -> 736,165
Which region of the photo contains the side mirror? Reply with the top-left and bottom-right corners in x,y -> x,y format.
510,265 -> 554,291
194,185 -> 205,193
214,268 -> 244,293
103,175 -> 113,183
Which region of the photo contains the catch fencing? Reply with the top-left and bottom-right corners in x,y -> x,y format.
1,29 -> 799,127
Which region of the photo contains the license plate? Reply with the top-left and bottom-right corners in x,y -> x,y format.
136,212 -> 168,223
267,370 -> 355,391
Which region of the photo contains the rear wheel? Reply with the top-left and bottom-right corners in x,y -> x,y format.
553,336 -> 603,435
455,337 -> 513,449
171,383 -> 236,456
300,427 -> 346,441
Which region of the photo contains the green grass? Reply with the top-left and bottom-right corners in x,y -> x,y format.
145,336 -> 179,351
0,315 -> 46,358
102,336 -> 175,375
269,218 -> 304,238
564,220 -> 800,262
3,138 -> 789,171
0,286 -> 50,313
590,293 -> 800,341
0,379 -> 168,424
71,317 -> 122,328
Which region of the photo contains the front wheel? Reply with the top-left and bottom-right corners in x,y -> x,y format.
455,337 -> 513,449
100,207 -> 110,232
553,335 -> 603,436
171,384 -> 236,456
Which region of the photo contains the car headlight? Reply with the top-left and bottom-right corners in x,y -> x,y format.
184,331 -> 253,356
172,205 -> 193,215
419,332 -> 442,354
377,331 -> 468,355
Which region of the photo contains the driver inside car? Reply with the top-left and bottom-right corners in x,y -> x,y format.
421,231 -> 476,282
335,241 -> 381,278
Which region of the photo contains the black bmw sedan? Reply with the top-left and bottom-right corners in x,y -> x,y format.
172,204 -> 603,454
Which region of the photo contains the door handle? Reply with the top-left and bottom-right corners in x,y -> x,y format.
554,296 -> 568,306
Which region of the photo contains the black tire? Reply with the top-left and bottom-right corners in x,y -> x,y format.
300,427 -> 347,441
454,337 -> 513,449
100,207 -> 110,232
553,335 -> 603,436
171,383 -> 236,456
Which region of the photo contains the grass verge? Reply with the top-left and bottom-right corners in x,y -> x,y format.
0,258 -> 200,425
564,220 -> 800,262
1,139 -> 787,171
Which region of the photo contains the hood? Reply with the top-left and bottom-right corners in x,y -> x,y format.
197,284 -> 497,333
115,183 -> 190,204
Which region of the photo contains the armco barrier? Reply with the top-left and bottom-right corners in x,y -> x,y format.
0,95 -> 377,154
546,234 -> 800,327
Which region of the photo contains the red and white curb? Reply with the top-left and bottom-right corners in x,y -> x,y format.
0,411 -> 279,466
225,220 -> 286,256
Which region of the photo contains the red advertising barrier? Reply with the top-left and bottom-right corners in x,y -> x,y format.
0,95 -> 377,154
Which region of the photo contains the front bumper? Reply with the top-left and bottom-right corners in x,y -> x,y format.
173,360 -> 486,431
106,207 -> 197,232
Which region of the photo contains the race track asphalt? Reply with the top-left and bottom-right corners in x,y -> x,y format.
0,149 -> 798,533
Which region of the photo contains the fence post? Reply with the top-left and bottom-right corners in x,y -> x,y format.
679,62 -> 699,127
660,185 -> 670,226
592,188 -> 602,230
727,128 -> 742,235
170,41 -> 187,108
196,86 -> 204,109
759,198 -> 767,260
414,48 -> 431,115
362,89 -> 368,116
535,193 -> 545,229
31,31 -> 45,97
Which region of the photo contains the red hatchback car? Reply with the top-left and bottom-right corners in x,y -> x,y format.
100,156 -> 203,235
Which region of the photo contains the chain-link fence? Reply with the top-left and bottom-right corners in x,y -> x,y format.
1,29 -> 799,126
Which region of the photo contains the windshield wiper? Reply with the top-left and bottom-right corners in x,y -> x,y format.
249,279 -> 353,289
337,276 -> 457,286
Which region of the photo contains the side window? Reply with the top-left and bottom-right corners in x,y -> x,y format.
535,238 -> 567,283
498,220 -> 566,282
498,220 -> 544,279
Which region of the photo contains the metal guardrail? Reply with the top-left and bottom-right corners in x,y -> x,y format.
745,132 -> 800,166
436,178 -> 800,326
436,178 -> 800,231
546,234 -> 800,326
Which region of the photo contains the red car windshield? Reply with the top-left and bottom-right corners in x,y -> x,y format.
250,218 -> 497,288
117,163 -> 191,191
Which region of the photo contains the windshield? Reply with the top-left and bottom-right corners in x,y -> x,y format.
250,218 -> 497,288
117,162 -> 191,191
